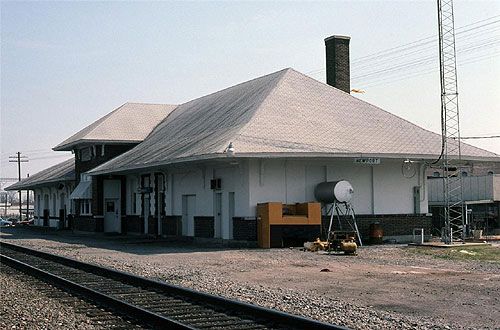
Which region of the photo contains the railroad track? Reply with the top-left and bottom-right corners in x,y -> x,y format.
0,241 -> 348,330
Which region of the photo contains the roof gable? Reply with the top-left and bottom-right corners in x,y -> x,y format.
53,103 -> 177,151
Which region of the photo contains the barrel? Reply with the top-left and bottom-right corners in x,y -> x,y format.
369,222 -> 383,244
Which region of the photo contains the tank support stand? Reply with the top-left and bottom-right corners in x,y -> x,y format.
326,201 -> 362,246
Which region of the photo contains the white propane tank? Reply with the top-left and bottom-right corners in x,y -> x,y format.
314,181 -> 354,203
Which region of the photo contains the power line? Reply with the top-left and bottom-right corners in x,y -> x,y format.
355,50 -> 499,89
351,39 -> 500,82
458,135 -> 500,140
351,17 -> 500,64
305,15 -> 500,77
351,26 -> 500,71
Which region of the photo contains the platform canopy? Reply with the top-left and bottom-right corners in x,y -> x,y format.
5,158 -> 75,191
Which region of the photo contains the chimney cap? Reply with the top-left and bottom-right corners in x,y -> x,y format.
324,35 -> 351,42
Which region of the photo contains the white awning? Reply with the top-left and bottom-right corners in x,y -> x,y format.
70,181 -> 91,199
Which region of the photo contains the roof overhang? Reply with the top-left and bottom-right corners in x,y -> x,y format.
5,177 -> 74,191
87,152 -> 500,176
70,181 -> 92,199
53,140 -> 141,151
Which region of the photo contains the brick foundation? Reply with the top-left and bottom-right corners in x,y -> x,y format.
73,216 -> 103,232
321,214 -> 432,240
194,216 -> 214,238
148,216 -> 158,236
233,217 -> 257,241
124,215 -> 143,233
162,216 -> 182,236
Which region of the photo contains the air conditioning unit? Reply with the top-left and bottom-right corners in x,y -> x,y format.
210,178 -> 222,190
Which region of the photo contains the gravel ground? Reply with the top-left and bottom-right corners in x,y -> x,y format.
1,228 -> 499,330
0,263 -> 144,329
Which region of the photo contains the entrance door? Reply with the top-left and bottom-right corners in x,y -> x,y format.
60,193 -> 66,228
214,193 -> 222,238
182,195 -> 195,236
104,199 -> 121,233
228,192 -> 235,239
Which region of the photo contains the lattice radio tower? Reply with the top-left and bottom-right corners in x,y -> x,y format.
437,0 -> 464,244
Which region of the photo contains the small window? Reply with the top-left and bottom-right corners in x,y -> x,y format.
81,147 -> 91,161
461,171 -> 468,177
106,201 -> 114,212
132,192 -> 138,214
80,200 -> 92,215
433,171 -> 440,177
488,171 -> 494,175
80,173 -> 91,182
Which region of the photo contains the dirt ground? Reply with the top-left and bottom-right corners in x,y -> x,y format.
1,227 -> 499,329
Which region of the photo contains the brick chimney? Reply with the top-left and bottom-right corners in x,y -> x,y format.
324,35 -> 351,93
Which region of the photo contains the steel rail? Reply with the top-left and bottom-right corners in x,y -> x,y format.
0,254 -> 193,329
0,241 -> 348,330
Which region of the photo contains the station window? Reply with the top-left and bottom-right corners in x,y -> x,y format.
80,200 -> 92,215
80,147 -> 91,161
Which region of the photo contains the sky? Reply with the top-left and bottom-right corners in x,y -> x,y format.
1,0 -> 499,180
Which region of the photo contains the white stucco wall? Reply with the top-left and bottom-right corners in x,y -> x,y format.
32,183 -> 74,228
124,161 -> 248,239
248,158 -> 428,216
120,157 -> 428,239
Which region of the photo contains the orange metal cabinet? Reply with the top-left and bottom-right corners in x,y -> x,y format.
257,202 -> 321,248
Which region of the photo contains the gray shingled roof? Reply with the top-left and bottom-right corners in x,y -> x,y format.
6,158 -> 75,190
89,68 -> 499,175
53,103 -> 177,151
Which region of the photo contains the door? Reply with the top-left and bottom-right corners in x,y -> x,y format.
103,179 -> 121,233
143,194 -> 150,234
214,193 -> 222,238
60,193 -> 66,228
228,192 -> 235,240
182,195 -> 195,236
104,199 -> 121,233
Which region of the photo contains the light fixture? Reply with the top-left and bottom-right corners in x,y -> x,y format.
225,142 -> 235,157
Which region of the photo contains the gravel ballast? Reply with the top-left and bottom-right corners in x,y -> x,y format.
1,228 -> 499,330
0,265 -> 97,329
0,263 -> 143,329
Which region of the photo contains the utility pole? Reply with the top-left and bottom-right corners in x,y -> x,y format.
3,192 -> 7,216
437,0 -> 464,244
26,174 -> 30,221
9,152 -> 29,221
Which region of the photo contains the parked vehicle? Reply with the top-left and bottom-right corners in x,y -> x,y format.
0,218 -> 13,227
18,218 -> 34,226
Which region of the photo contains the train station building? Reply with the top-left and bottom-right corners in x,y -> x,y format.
7,37 -> 500,244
